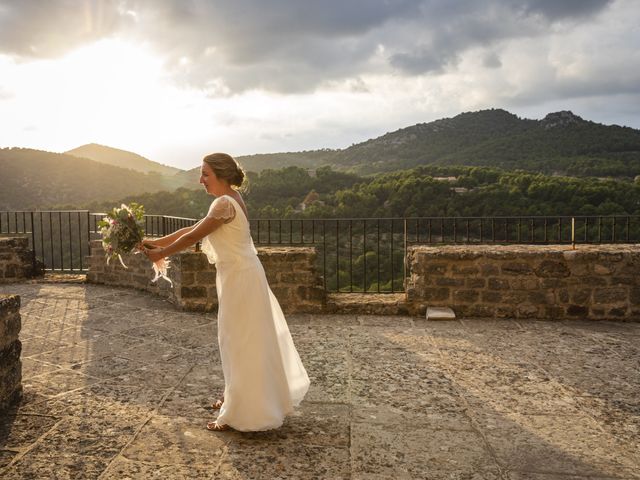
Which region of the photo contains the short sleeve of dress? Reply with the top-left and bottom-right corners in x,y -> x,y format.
206,196 -> 236,222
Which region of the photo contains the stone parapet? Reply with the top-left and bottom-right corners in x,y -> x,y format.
0,294 -> 22,412
86,240 -> 325,313
0,236 -> 43,283
406,244 -> 640,320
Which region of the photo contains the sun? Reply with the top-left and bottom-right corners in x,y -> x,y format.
1,38 -> 188,153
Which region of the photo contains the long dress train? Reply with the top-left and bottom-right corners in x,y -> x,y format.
200,195 -> 310,431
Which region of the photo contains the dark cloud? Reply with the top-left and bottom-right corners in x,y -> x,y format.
483,52 -> 502,69
0,0 -> 618,92
519,0 -> 612,20
0,0 -> 128,58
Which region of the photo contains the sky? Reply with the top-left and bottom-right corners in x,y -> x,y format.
0,0 -> 639,170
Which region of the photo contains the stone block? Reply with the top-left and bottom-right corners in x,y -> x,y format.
631,287 -> 640,305
180,286 -> 207,299
0,294 -> 22,413
528,291 -> 551,305
517,305 -> 540,318
495,306 -> 516,318
180,253 -> 209,271
579,276 -> 608,287
425,263 -> 448,274
466,278 -> 486,288
593,287 -> 627,304
610,276 -> 637,286
510,278 -> 539,290
607,307 -> 627,317
196,271 -> 217,284
593,264 -> 613,275
535,260 -> 570,278
501,262 -> 533,275
422,288 -> 450,302
281,272 -> 311,284
571,288 -> 592,304
597,252 -> 623,262
556,289 -> 570,304
540,278 -> 567,289
426,307 -> 456,320
463,304 -> 495,318
452,264 -> 480,275
480,264 -> 499,276
545,306 -> 565,318
567,305 -> 589,317
453,289 -> 479,303
435,277 -> 465,287
481,291 -> 502,303
488,278 -> 510,290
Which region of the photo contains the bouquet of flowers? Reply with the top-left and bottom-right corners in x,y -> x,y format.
98,203 -> 172,285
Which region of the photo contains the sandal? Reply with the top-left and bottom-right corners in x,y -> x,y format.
206,421 -> 230,431
211,398 -> 224,410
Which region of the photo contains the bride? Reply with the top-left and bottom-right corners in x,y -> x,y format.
144,152 -> 310,431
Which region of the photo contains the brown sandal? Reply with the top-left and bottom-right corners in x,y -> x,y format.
206,421 -> 230,431
211,398 -> 224,410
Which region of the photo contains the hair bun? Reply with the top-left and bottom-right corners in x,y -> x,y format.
233,164 -> 245,187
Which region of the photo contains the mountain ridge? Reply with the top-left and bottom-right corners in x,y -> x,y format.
3,108 -> 640,210
65,143 -> 182,176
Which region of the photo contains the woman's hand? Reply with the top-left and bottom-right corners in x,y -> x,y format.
141,238 -> 160,248
143,245 -> 166,263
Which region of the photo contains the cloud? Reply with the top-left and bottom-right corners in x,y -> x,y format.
0,0 -> 129,58
0,0 -> 616,94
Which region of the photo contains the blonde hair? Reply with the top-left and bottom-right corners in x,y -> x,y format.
202,152 -> 246,190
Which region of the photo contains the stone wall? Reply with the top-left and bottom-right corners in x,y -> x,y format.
86,240 -> 325,313
0,294 -> 22,412
0,236 -> 43,283
406,244 -> 640,320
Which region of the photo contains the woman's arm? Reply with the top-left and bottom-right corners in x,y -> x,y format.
145,221 -> 203,247
144,216 -> 226,261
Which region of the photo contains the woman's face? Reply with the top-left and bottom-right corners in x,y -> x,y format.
199,162 -> 227,196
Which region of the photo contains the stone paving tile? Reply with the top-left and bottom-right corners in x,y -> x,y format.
0,413 -> 59,449
0,450 -> 19,469
122,323 -> 217,349
28,333 -> 146,367
20,357 -> 62,377
101,457 -> 219,479
158,365 -> 226,418
121,414 -> 230,465
216,444 -> 350,479
351,420 -> 502,479
1,282 -> 639,479
23,368 -> 103,397
468,410 -> 640,478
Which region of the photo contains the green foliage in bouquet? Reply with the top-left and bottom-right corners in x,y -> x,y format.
98,203 -> 146,267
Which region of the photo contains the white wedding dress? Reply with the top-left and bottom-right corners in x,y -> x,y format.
200,195 -> 310,431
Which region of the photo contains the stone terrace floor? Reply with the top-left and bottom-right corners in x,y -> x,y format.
0,280 -> 639,480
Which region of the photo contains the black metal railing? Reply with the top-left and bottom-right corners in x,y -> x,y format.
1,211 -> 91,272
248,215 -> 640,293
2,211 -> 639,292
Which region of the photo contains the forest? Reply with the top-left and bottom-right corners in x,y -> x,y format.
74,164 -> 640,220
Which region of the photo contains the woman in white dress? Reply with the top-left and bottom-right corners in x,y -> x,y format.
144,152 -> 310,431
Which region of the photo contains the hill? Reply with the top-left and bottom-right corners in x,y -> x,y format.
0,148 -> 182,210
224,109 -> 640,178
329,109 -> 640,176
65,143 -> 182,176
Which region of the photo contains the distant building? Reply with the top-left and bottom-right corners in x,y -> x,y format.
297,190 -> 324,211
433,176 -> 458,182
451,187 -> 469,194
